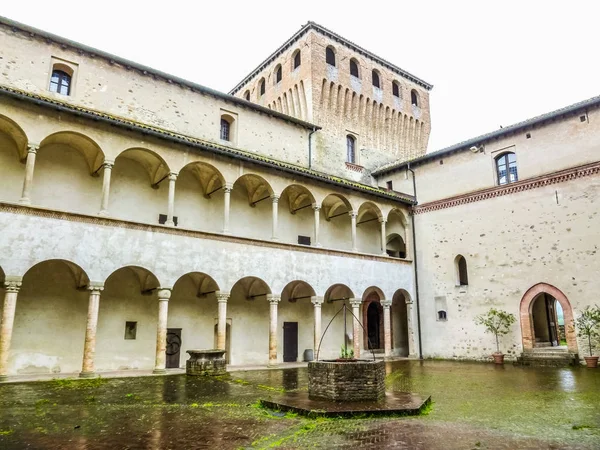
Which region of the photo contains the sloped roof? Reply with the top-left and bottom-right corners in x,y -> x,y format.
229,21 -> 433,95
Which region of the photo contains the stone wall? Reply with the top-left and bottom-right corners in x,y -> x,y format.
308,360 -> 385,401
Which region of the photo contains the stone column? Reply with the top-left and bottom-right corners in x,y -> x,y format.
222,185 -> 232,234
381,299 -> 393,357
19,144 -> 39,205
349,211 -> 358,252
0,280 -> 21,381
271,194 -> 279,241
312,204 -> 321,247
216,292 -> 229,351
266,294 -> 281,365
311,296 -> 324,356
80,283 -> 104,378
350,298 -> 362,358
165,172 -> 177,226
380,218 -> 387,255
99,161 -> 114,216
406,300 -> 417,358
153,289 -> 171,374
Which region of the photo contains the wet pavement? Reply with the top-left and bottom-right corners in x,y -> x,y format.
0,360 -> 599,449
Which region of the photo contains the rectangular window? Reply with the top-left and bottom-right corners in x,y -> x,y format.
125,321 -> 137,340
386,181 -> 393,190
298,235 -> 311,246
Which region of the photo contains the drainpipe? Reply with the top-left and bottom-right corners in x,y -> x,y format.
308,127 -> 317,169
407,162 -> 423,359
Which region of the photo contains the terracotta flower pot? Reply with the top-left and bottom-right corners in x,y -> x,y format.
492,352 -> 505,365
583,356 -> 599,368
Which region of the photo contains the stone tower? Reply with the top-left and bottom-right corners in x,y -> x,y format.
230,22 -> 433,180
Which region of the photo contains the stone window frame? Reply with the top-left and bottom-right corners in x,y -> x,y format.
494,151 -> 519,186
435,296 -> 448,322
48,56 -> 79,97
219,109 -> 238,145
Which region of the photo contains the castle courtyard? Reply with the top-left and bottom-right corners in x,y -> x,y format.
0,361 -> 599,449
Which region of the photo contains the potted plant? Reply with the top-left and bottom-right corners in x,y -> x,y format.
475,308 -> 516,364
575,305 -> 600,368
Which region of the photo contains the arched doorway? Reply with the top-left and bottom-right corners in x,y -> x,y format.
392,289 -> 410,357
367,302 -> 381,349
520,283 -> 577,353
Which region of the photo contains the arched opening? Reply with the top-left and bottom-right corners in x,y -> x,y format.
230,174 -> 274,240
274,64 -> 282,84
392,81 -> 400,98
387,209 -> 408,258
174,161 -> 225,232
386,234 -> 406,258
411,90 -> 419,107
33,132 -> 105,215
0,114 -> 28,203
96,266 -> 161,371
292,50 -> 301,70
278,184 -> 316,245
111,147 -> 170,224
356,201 -> 382,254
392,289 -> 410,356
11,260 -> 90,375
320,194 -> 353,251
455,255 -> 468,286
372,70 -> 381,89
259,78 -> 266,96
325,46 -> 336,66
243,90 -> 250,101
228,276 -> 272,365
169,272 -> 220,368
520,283 -> 577,353
495,152 -> 518,185
280,280 -> 316,362
322,284 -> 355,359
349,59 -> 360,78
362,287 -> 385,350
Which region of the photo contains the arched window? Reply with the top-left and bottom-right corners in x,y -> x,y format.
326,47 -> 336,66
274,65 -> 282,84
392,82 -> 400,98
346,135 -> 356,163
455,255 -> 468,286
220,117 -> 231,141
438,310 -> 447,321
372,70 -> 380,88
350,59 -> 360,78
259,78 -> 266,96
293,50 -> 301,69
495,152 -> 518,185
411,89 -> 419,106
244,90 -> 250,101
49,69 -> 71,96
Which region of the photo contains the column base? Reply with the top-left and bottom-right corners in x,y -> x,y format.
79,371 -> 98,379
98,210 -> 109,217
18,198 -> 31,205
152,368 -> 167,375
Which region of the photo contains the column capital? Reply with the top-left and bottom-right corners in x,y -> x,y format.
348,211 -> 358,219
223,185 -> 233,194
310,296 -> 324,306
216,291 -> 230,303
266,294 -> 281,304
271,194 -> 280,203
102,160 -> 115,170
381,299 -> 393,308
312,203 -> 321,212
157,288 -> 171,301
349,298 -> 362,308
88,283 -> 104,294
378,217 -> 387,224
27,143 -> 40,154
3,280 -> 22,293
168,172 -> 178,181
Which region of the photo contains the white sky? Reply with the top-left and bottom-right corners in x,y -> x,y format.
3,0 -> 599,152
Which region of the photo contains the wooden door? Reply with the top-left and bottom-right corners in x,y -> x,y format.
283,322 -> 298,362
166,328 -> 182,368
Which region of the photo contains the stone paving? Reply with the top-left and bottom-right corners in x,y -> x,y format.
0,360 -> 599,449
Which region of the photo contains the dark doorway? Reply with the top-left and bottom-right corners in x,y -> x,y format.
532,294 -> 560,347
283,322 -> 298,362
367,302 -> 381,349
166,328 -> 182,368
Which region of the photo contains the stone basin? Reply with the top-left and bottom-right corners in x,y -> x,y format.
186,349 -> 227,376
308,359 -> 385,401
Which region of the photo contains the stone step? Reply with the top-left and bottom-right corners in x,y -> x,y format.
517,352 -> 579,367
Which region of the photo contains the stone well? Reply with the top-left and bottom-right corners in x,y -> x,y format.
186,349 -> 227,376
308,360 -> 386,401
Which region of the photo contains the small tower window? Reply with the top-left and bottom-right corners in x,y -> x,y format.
326,47 -> 336,66
437,310 -> 447,321
392,82 -> 400,98
293,50 -> 301,69
411,90 -> 419,106
220,118 -> 230,141
275,65 -> 282,84
350,59 -> 360,78
455,255 -> 469,286
259,78 -> 266,96
346,135 -> 356,164
495,152 -> 518,185
49,69 -> 71,96
243,90 -> 250,101
372,70 -> 380,88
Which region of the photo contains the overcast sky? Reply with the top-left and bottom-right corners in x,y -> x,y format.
3,1 -> 599,152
